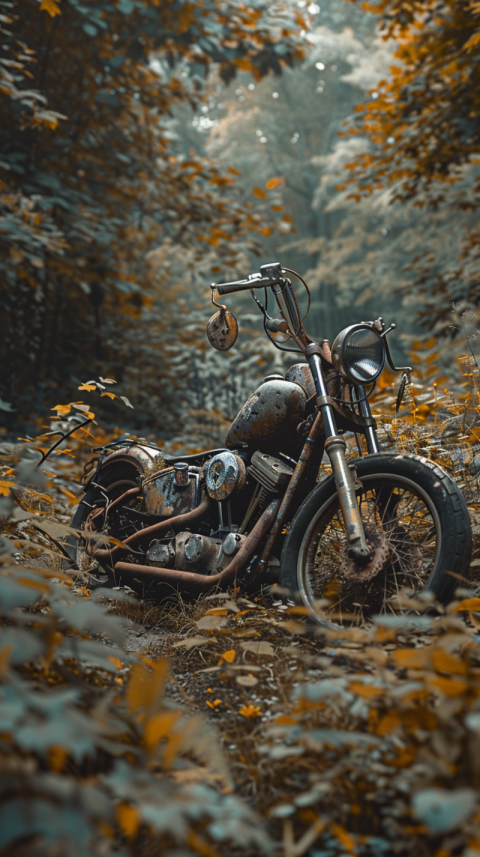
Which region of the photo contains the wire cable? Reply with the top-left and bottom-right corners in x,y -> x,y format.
282,267 -> 311,321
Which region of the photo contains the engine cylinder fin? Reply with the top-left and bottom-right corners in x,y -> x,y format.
239,482 -> 263,534
257,487 -> 272,510
248,451 -> 294,494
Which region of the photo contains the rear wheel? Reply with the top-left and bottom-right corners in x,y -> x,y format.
66,464 -> 140,575
280,453 -> 472,626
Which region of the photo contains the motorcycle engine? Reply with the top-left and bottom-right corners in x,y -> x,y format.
143,450 -> 292,575
146,530 -> 248,574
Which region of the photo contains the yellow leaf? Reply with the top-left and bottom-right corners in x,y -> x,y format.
376,711 -> 401,735
252,187 -> 266,199
0,644 -> 12,678
52,404 -> 72,415
48,745 -> 67,772
78,383 -> 96,392
39,0 -> 61,16
58,487 -> 78,505
116,803 -> 140,840
100,392 -> 117,400
206,698 -> 221,709
221,649 -> 236,663
457,598 -> 480,613
127,658 -> 168,713
187,830 -> 221,857
349,681 -> 384,698
17,576 -> 50,593
431,650 -> 468,676
464,30 -> 480,51
108,656 -> 123,670
331,823 -> 356,855
281,214 -> 294,223
266,176 -> 283,190
428,676 -> 468,697
391,647 -> 426,669
144,711 -> 180,748
0,481 -> 13,496
239,704 -> 261,718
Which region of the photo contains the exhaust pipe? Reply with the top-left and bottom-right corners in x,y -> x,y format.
89,495 -> 212,567
113,498 -> 281,598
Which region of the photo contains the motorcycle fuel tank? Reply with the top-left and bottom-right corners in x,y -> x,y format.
225,379 -> 306,448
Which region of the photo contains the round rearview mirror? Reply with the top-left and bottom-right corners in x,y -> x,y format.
206,309 -> 238,351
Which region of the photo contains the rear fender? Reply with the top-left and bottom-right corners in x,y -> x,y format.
84,444 -> 165,491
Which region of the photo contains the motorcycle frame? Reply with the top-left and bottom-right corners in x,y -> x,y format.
215,263 -> 383,568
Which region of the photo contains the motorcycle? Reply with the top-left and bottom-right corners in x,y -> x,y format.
69,262 -> 472,626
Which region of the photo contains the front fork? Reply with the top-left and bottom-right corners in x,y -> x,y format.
308,350 -> 376,563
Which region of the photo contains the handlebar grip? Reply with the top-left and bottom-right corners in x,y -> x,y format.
214,275 -> 273,296
216,282 -> 257,296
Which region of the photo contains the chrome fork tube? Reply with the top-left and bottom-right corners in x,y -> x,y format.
324,435 -> 370,561
308,350 -> 371,562
308,353 -> 337,436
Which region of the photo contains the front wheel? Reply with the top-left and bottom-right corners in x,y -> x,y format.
280,453 -> 472,626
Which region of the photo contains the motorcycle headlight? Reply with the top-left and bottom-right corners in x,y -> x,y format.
331,324 -> 385,385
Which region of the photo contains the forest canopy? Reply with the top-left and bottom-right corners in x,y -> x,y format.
343,0 -> 480,335
0,0 -> 305,429
3,0 -> 480,432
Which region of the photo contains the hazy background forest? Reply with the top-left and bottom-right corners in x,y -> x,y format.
3,0 -> 480,442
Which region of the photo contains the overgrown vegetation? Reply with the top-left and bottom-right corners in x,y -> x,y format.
2,366 -> 480,855
5,0 -> 480,853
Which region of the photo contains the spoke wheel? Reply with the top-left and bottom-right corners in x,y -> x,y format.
280,452 -> 472,628
299,473 -> 440,626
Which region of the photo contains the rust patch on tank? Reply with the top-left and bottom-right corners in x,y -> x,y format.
226,380 -> 306,447
285,363 -> 316,398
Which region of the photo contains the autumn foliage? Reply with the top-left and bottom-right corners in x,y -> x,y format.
0,0 -> 304,428
341,0 -> 480,332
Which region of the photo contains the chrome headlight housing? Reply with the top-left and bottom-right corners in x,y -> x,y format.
331,324 -> 385,385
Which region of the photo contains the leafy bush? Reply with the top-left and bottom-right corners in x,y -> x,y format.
0,461 -> 272,855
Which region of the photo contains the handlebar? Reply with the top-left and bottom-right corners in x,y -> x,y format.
213,262 -> 284,296
211,262 -> 307,354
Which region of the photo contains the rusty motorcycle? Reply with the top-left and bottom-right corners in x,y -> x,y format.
69,263 -> 472,626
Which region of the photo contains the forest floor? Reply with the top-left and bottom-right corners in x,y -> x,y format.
3,425 -> 480,856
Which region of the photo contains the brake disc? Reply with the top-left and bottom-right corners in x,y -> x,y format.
340,524 -> 390,583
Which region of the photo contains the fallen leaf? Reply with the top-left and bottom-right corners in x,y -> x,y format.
236,674 -> 258,687
241,640 -> 274,657
172,635 -> 216,650
220,649 -> 236,663
196,615 -> 228,630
